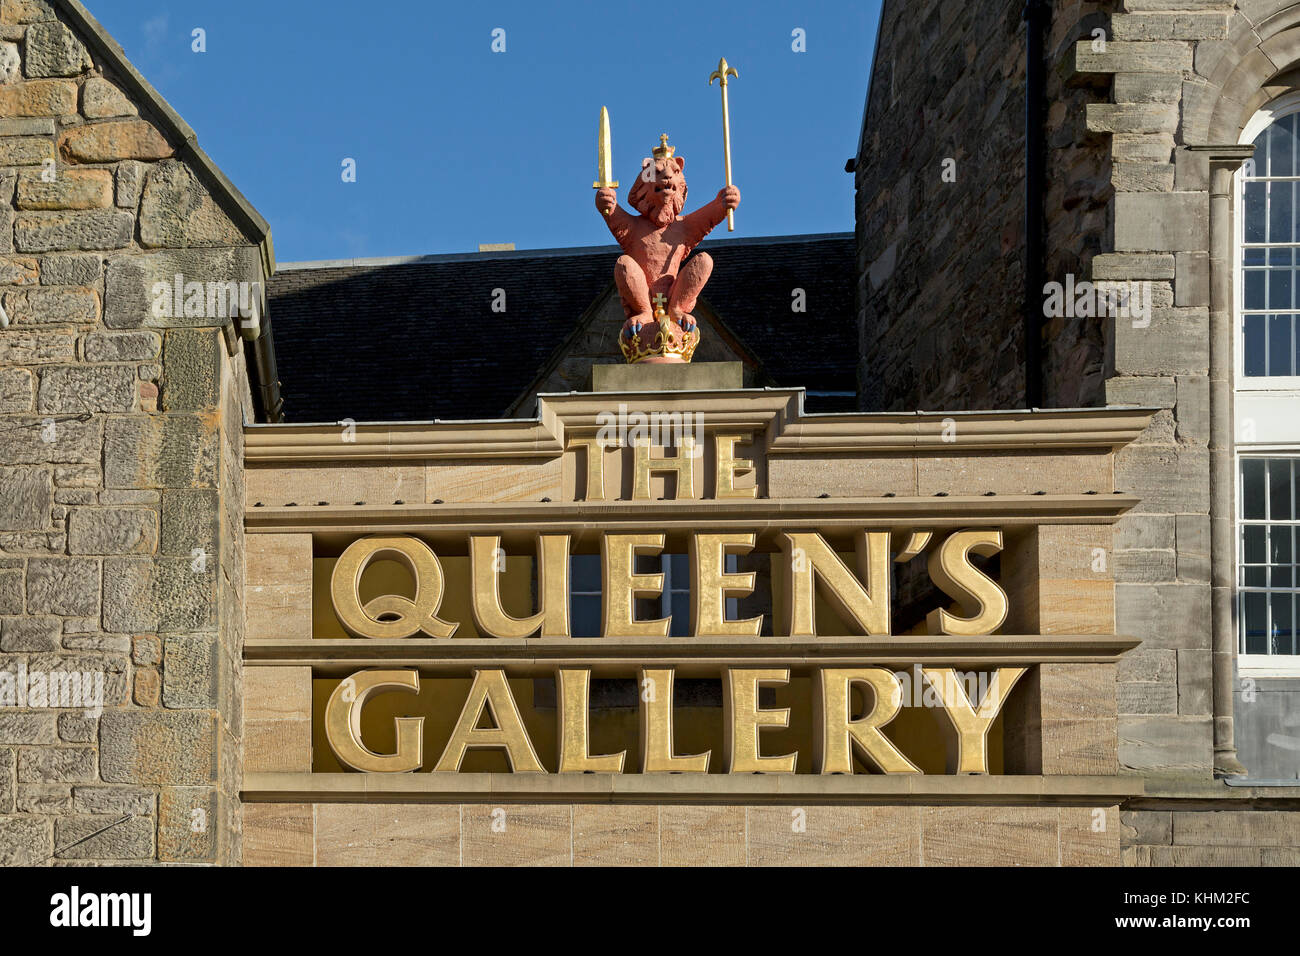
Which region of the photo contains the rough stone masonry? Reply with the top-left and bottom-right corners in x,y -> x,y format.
0,0 -> 271,864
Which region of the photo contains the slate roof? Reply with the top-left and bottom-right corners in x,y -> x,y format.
267,233 -> 857,423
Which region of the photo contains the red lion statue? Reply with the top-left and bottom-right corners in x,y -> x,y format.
595,134 -> 740,362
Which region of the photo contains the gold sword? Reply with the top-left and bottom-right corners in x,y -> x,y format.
708,57 -> 738,232
593,105 -> 619,209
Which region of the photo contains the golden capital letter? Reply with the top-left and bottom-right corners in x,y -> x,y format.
926,529 -> 1009,635
330,535 -> 458,639
639,667 -> 710,772
632,436 -> 696,500
782,531 -> 891,637
567,437 -> 606,502
922,667 -> 1026,773
470,534 -> 571,638
435,669 -> 545,772
601,532 -> 669,638
324,669 -> 423,773
714,434 -> 757,499
814,667 -> 920,774
690,532 -> 762,637
724,668 -> 797,773
557,668 -> 625,773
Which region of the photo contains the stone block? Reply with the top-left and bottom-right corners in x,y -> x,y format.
748,805 -> 921,866
1116,443 -> 1209,512
0,615 -> 59,651
1119,680 -> 1178,714
25,557 -> 97,615
99,710 -> 217,785
16,783 -> 69,812
84,331 -> 160,363
16,167 -> 112,209
57,120 -> 171,163
572,804 -> 659,866
1111,73 -> 1182,104
55,815 -> 155,860
460,804 -> 570,866
160,488 -> 218,558
104,247 -> 261,329
162,634 -> 217,709
40,253 -> 100,286
138,160 -> 244,248
242,803 -> 313,866
38,364 -> 134,413
161,327 -> 222,410
1042,718 -> 1119,774
0,465 -> 50,530
71,785 -> 154,815
0,569 -> 22,614
0,135 -> 53,166
316,804 -> 460,867
67,507 -> 157,554
1176,647 -> 1212,715
22,19 -> 90,77
1071,40 -> 1193,74
1121,810 -> 1172,846
921,806 -> 1059,866
114,160 -> 143,208
1115,584 -> 1211,649
80,76 -> 136,119
1118,648 -> 1177,684
245,533 -> 312,641
1114,193 -> 1207,252
0,816 -> 49,865
0,712 -> 55,744
0,750 -> 11,813
0,257 -> 39,285
158,786 -> 216,861
0,77 -> 73,115
101,556 -> 215,632
658,805 -> 746,866
13,210 -> 133,252
2,286 -> 99,325
103,414 -> 218,489
16,746 -> 93,782
1119,715 -> 1212,772
56,713 -> 95,742
1060,806 -> 1121,866
0,368 -> 32,411
1086,103 -> 1178,134
243,665 -> 311,773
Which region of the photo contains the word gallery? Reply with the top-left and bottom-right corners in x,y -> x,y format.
320,528 -> 1025,776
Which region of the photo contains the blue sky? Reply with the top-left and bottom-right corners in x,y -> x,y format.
86,0 -> 880,263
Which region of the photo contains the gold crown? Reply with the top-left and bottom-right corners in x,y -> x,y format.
652,133 -> 675,160
620,322 -> 699,364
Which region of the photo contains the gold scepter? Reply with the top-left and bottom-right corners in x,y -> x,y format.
708,57 -> 738,232
593,105 -> 618,211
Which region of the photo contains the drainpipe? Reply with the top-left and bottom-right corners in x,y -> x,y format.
1192,144 -> 1254,777
1022,0 -> 1049,409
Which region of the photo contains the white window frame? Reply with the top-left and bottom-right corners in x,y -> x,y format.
1235,96 -> 1300,675
1237,92 -> 1300,389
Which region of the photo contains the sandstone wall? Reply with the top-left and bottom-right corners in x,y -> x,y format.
0,0 -> 266,864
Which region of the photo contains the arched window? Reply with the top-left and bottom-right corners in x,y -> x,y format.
1236,95 -> 1300,674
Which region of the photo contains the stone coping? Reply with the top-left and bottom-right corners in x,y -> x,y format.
243,634 -> 1141,672
244,399 -> 1158,462
243,772 -> 1143,805
245,495 -> 1141,535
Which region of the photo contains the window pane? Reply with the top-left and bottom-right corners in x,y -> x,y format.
1269,267 -> 1294,310
570,554 -> 601,592
1244,523 -> 1267,564
1245,247 -> 1266,266
669,593 -> 690,637
1271,113 -> 1297,176
1243,459 -> 1268,519
668,553 -> 689,590
1245,565 -> 1268,587
1271,523 -> 1293,566
1269,246 -> 1294,267
1245,270 -> 1265,309
1270,458 -> 1294,519
1268,314 -> 1294,375
1271,592 -> 1294,655
571,594 -> 601,638
1244,315 -> 1267,375
1245,182 -> 1267,242
1269,181 -> 1294,243
1244,591 -> 1268,654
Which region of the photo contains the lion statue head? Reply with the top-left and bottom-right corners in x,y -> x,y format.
628,154 -> 687,227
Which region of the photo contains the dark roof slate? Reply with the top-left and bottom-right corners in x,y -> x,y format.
267,233 -> 856,423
